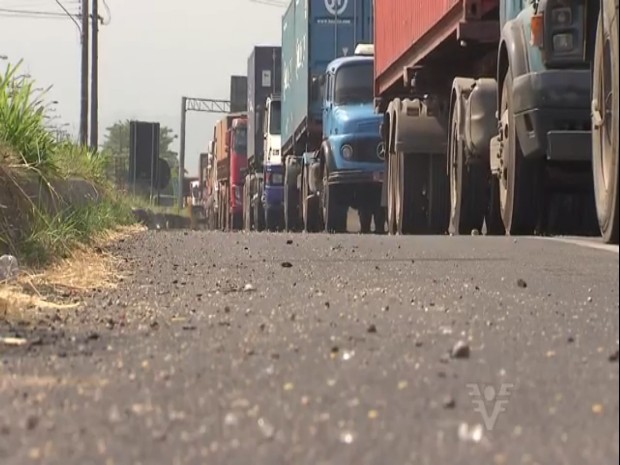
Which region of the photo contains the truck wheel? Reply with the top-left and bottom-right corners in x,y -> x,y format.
374,207 -> 386,234
387,154 -> 398,234
245,190 -> 253,231
399,153 -> 427,234
499,67 -> 544,235
232,212 -> 243,231
592,1 -> 619,244
358,209 -> 372,234
449,98 -> 487,234
323,177 -> 347,233
266,208 -> 279,232
255,201 -> 265,232
428,153 -> 450,234
485,176 -> 506,235
302,170 -> 320,232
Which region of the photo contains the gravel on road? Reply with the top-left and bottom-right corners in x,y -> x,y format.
1,231 -> 618,465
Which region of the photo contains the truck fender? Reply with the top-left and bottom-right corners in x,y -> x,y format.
497,18 -> 530,114
449,78 -> 476,173
284,155 -> 301,188
464,78 -> 498,158
394,98 -> 447,155
308,160 -> 322,194
385,98 -> 401,156
321,140 -> 336,175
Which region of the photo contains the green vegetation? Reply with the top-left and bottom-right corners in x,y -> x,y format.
102,120 -> 180,199
0,60 -> 135,266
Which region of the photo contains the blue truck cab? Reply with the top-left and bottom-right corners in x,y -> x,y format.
280,0 -> 378,233
306,46 -> 385,233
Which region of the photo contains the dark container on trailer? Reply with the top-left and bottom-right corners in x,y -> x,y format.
230,75 -> 248,113
281,0 -> 374,156
247,46 -> 282,166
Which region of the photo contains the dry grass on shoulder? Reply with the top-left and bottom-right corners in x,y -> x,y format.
1,224 -> 144,320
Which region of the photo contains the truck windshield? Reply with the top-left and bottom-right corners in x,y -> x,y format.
269,101 -> 281,135
233,126 -> 247,156
334,62 -> 373,105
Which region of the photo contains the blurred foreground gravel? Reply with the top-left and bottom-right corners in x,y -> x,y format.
1,230 -> 618,465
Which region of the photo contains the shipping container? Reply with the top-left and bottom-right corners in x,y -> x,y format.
230,76 -> 248,113
247,46 -> 282,165
373,0 -> 498,97
281,0 -> 373,155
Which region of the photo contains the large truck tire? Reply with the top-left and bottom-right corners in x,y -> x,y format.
592,0 -> 619,244
428,154 -> 450,234
485,176 -> 506,235
243,183 -> 252,231
387,154 -> 398,234
255,201 -> 265,232
373,207 -> 386,234
323,176 -> 347,233
396,152 -> 431,234
358,209 -> 372,234
400,153 -> 449,234
448,86 -> 488,234
231,212 -> 243,231
498,66 -> 544,235
284,185 -> 299,231
302,177 -> 321,233
265,208 -> 280,232
284,159 -> 301,232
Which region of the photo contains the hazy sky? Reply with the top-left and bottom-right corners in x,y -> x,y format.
0,0 -> 284,176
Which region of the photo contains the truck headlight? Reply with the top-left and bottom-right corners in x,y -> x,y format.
551,7 -> 572,27
541,0 -> 587,68
341,144 -> 354,160
552,33 -> 574,53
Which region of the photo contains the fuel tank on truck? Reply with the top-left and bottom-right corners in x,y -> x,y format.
247,46 -> 282,165
281,0 -> 373,152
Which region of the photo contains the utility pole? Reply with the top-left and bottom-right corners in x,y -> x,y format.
90,0 -> 99,150
80,0 -> 89,146
178,97 -> 187,209
177,97 -> 231,209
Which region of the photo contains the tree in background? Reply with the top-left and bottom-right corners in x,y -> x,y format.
103,120 -> 179,194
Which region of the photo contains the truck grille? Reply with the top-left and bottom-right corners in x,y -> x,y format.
357,121 -> 380,134
351,138 -> 384,163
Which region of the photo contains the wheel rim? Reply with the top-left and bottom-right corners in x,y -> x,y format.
322,175 -> 328,228
395,154 -> 402,230
499,102 -> 510,215
450,119 -> 459,219
600,35 -> 614,191
302,180 -> 307,227
387,156 -> 395,232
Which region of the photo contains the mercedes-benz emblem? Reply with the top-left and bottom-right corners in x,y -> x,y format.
376,142 -> 386,161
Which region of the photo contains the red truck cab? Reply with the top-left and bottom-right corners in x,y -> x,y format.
228,117 -> 248,222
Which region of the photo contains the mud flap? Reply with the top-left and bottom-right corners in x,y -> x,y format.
395,99 -> 447,155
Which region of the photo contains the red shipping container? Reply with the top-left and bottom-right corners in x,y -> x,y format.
374,0 -> 497,96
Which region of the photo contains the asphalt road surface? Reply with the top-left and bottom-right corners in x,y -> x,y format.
1,231 -> 618,465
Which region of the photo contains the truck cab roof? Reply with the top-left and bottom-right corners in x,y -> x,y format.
327,55 -> 373,74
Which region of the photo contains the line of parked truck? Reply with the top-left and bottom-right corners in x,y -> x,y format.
197,0 -> 618,245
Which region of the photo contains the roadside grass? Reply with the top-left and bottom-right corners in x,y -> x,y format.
0,60 -> 136,270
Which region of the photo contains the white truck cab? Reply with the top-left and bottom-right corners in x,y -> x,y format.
263,95 -> 282,166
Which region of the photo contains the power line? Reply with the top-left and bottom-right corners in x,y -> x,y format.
0,7 -> 73,17
54,0 -> 82,31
